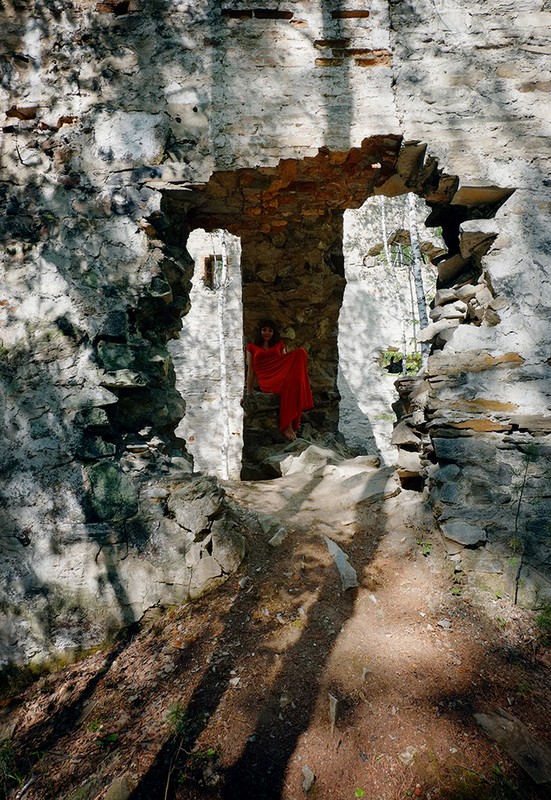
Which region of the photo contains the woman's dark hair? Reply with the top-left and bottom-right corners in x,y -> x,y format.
253,318 -> 281,347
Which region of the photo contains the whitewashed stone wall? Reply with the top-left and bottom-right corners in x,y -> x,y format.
168,229 -> 244,479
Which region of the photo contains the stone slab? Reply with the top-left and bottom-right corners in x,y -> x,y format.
440,520 -> 487,547
342,466 -> 401,504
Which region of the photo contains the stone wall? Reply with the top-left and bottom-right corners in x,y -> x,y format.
168,229 -> 244,480
386,0 -> 551,604
1,0 -> 550,666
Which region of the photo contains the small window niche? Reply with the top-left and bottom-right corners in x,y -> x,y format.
203,253 -> 225,290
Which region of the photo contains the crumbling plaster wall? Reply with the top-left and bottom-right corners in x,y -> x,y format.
389,0 -> 551,604
0,0 -> 550,667
168,228 -> 245,480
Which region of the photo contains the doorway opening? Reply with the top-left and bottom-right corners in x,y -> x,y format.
338,193 -> 445,464
159,139 -> 513,480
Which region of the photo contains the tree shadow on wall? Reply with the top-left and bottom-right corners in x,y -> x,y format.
0,0 -> 200,671
0,331 -> 92,668
0,312 -> 152,674
337,368 -> 387,460
207,0 -> 355,167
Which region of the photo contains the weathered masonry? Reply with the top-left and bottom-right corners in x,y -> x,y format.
1,1 -> 550,667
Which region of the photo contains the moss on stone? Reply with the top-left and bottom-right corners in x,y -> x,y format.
85,461 -> 138,522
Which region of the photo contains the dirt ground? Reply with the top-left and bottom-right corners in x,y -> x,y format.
1,472 -> 550,800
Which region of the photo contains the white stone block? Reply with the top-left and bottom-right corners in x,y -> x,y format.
94,112 -> 168,167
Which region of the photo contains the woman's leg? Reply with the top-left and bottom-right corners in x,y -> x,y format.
282,423 -> 297,441
278,348 -> 313,435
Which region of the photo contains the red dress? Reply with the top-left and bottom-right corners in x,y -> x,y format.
246,341 -> 314,433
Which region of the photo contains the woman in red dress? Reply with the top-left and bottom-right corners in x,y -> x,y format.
245,319 -> 314,441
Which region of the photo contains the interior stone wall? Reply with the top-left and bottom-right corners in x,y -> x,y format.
1,0 -> 550,667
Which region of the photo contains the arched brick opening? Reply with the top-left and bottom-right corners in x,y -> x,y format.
159,137 -> 514,478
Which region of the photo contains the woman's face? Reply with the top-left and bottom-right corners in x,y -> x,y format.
261,326 -> 274,343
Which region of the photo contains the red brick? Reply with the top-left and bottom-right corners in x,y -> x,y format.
315,58 -> 344,67
331,10 -> 370,18
6,106 -> 37,120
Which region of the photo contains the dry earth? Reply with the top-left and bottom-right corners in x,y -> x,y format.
1,470 -> 550,800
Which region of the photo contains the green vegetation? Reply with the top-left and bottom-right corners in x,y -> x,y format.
380,349 -> 422,375
536,604 -> 551,645
0,739 -> 24,796
166,703 -> 192,736
176,746 -> 221,789
405,351 -> 423,373
96,732 -> 119,747
164,704 -> 220,795
417,539 -> 432,557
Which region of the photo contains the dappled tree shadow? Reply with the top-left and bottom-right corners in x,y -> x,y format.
131,474 -> 385,799
0,13 -> 549,800
13,636 -> 132,758
1,469 -> 549,800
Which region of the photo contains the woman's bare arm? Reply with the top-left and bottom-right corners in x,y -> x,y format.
245,350 -> 255,394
